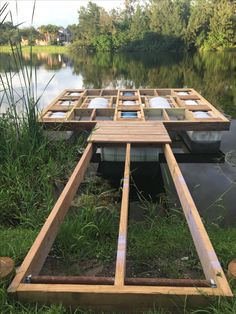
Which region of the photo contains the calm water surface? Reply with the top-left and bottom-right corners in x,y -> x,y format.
0,50 -> 236,224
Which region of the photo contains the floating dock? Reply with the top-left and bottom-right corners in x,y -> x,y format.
8,89 -> 232,311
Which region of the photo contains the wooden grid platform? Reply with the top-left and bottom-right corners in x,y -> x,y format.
89,121 -> 171,144
39,88 -> 230,132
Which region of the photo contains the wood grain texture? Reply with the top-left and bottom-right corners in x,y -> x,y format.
16,283 -> 221,310
115,143 -> 131,286
89,122 -> 171,143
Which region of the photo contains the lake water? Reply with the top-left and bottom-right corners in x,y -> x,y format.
0,50 -> 236,224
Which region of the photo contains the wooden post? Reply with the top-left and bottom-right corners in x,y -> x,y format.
115,143 -> 131,286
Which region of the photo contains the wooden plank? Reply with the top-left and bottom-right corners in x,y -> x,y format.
89,121 -> 171,144
115,143 -> 131,286
163,120 -> 230,131
89,136 -> 171,144
163,109 -> 170,121
8,143 -> 94,293
191,89 -> 229,122
17,283 -> 221,295
93,127 -> 168,133
164,144 -> 232,297
39,120 -> 230,131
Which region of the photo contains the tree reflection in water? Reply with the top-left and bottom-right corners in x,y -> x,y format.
0,50 -> 235,117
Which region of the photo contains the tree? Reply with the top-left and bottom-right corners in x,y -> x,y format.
149,0 -> 189,38
0,21 -> 19,44
20,27 -> 40,45
130,4 -> 149,40
186,0 -> 214,48
78,2 -> 100,43
69,0 -> 235,52
38,24 -> 60,44
67,24 -> 79,42
207,0 -> 236,49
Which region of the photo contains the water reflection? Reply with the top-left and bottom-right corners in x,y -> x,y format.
180,121 -> 236,226
0,50 -> 235,224
0,50 -> 235,117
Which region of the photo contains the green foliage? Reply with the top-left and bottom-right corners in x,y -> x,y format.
38,24 -> 61,44
0,115 -> 85,227
129,4 -> 149,40
92,34 -> 113,51
204,0 -> 236,49
0,21 -> 19,45
149,0 -> 190,38
0,40 -> 85,228
0,227 -> 38,264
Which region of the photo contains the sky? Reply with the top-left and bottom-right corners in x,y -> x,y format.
3,0 -> 125,28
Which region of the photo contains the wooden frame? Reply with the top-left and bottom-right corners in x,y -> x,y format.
8,141 -> 232,310
39,88 -> 230,131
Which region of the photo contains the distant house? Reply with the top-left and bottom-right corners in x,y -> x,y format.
57,28 -> 72,45
35,39 -> 48,46
21,38 -> 29,46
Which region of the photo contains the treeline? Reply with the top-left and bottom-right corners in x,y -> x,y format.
0,0 -> 235,51
0,23 -> 68,45
69,0 -> 236,52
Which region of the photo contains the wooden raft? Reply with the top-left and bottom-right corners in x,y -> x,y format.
7,88 -> 233,311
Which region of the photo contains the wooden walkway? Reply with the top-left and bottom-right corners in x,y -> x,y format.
89,121 -> 171,144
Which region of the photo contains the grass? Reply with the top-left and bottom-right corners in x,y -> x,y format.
45,176 -> 120,275
0,45 -> 69,54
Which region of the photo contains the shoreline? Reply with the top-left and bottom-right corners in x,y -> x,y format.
0,45 -> 69,54
0,45 -> 235,55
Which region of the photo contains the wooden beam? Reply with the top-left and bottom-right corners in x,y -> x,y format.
39,120 -> 230,132
163,144 -> 232,297
16,283 -> 220,310
163,120 -> 230,131
115,143 -> 131,286
8,143 -> 94,293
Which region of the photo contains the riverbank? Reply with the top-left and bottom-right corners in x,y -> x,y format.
0,45 -> 69,54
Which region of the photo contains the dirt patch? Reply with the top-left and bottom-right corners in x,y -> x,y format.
41,256 -> 116,277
